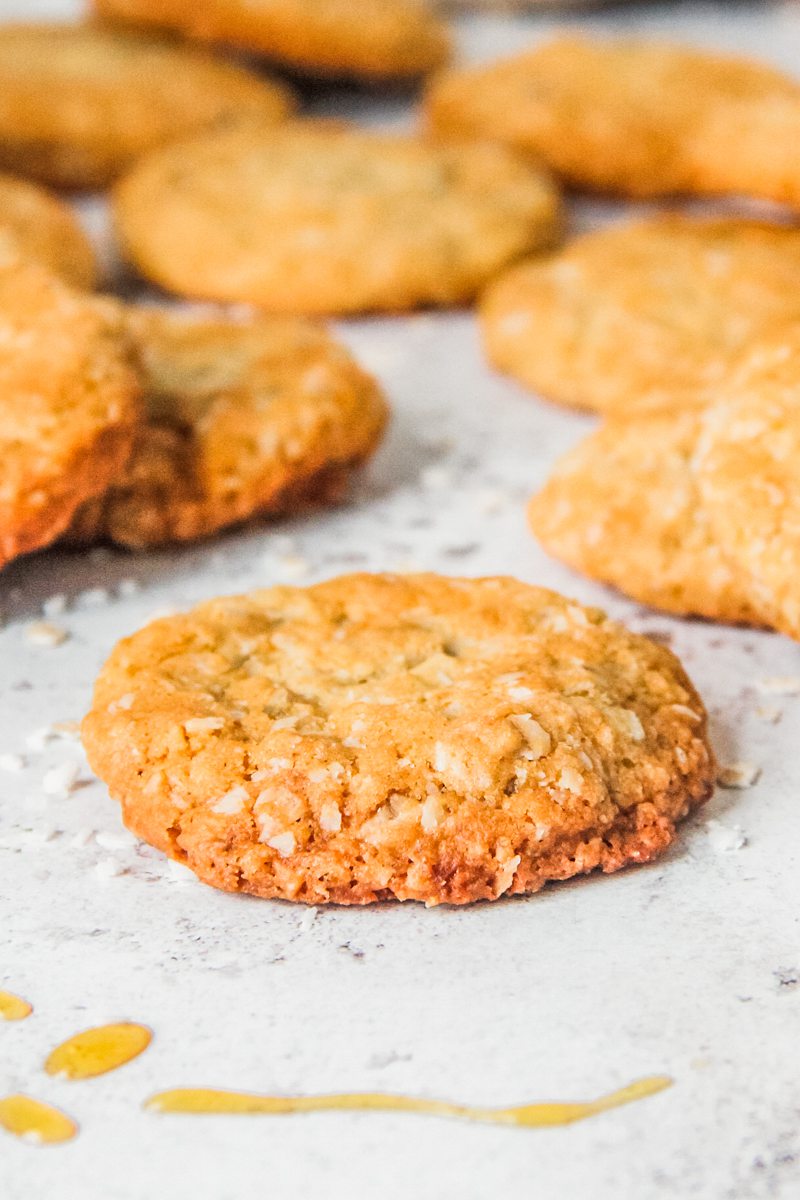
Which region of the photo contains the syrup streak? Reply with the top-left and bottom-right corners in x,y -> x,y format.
146,1075 -> 672,1127
45,1022 -> 152,1080
0,1095 -> 77,1144
0,991 -> 33,1021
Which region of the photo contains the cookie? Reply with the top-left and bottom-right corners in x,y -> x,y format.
113,122 -> 561,314
529,412 -> 762,626
65,307 -> 388,549
82,573 -> 714,906
426,34 -> 800,206
0,173 -> 97,289
0,261 -> 140,570
93,0 -> 451,81
481,216 -> 800,414
697,334 -> 800,641
0,23 -> 293,190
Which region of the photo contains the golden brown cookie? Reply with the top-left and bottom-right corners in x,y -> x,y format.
93,0 -> 451,81
113,122 -> 561,313
0,23 -> 293,190
426,34 -> 800,206
0,173 -> 97,289
82,573 -> 714,906
66,307 -> 388,549
481,216 -> 800,414
697,334 -> 800,641
0,261 -> 140,570
529,412 -> 763,625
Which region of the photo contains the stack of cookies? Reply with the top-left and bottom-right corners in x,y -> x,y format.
2,5 -> 797,905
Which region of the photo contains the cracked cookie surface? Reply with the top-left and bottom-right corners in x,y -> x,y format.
113,122 -> 561,314
66,307 -> 388,548
82,573 -> 714,905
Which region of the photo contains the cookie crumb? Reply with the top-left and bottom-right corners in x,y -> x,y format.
717,762 -> 761,789
25,620 -> 68,647
705,819 -> 748,851
0,752 -> 25,772
42,761 -> 81,797
756,675 -> 800,696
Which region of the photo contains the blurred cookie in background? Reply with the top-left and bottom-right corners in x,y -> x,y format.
113,121 -> 561,314
0,173 -> 97,289
0,23 -> 293,189
93,0 -> 451,81
427,35 -> 800,208
481,216 -> 800,414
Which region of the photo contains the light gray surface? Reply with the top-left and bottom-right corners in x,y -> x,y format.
1,3 -> 799,1198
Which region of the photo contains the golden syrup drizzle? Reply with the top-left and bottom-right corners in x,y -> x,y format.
0,1095 -> 77,1144
0,991 -> 33,1021
146,1075 -> 671,1128
45,1022 -> 152,1081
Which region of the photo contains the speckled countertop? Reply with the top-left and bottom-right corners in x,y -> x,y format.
2,2 -> 800,1198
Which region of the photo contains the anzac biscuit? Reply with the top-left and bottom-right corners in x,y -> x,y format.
481,216 -> 800,414
426,35 -> 800,206
66,307 -> 388,549
529,412 -> 762,625
81,573 -> 714,906
0,23 -> 293,190
93,0 -> 451,81
113,122 -> 561,314
0,261 -> 140,569
697,334 -> 800,641
0,173 -> 97,289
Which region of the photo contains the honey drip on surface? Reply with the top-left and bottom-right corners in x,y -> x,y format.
45,1022 -> 152,1080
0,991 -> 33,1021
0,1095 -> 77,1144
146,1075 -> 671,1127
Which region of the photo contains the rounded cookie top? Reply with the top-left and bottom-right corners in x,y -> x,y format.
82,573 -> 714,906
0,260 -> 140,569
0,173 -> 97,289
113,122 -> 561,314
529,412 -> 763,626
697,333 -> 800,641
426,34 -> 800,205
481,216 -> 800,414
93,0 -> 451,81
66,307 -> 388,548
0,23 -> 293,189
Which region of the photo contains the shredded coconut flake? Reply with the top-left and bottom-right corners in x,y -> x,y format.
756,675 -> 800,696
509,714 -> 551,759
319,802 -> 342,832
183,716 -> 225,734
705,819 -> 748,852
267,831 -> 296,857
42,761 -> 81,798
0,753 -> 25,772
211,786 -> 249,815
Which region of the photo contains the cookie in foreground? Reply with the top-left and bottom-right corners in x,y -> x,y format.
0,261 -> 140,570
427,34 -> 800,206
93,0 -> 451,81
0,23 -> 293,189
697,333 -> 800,641
112,121 -> 561,313
82,574 -> 714,905
481,216 -> 800,414
0,173 -> 97,289
65,307 -> 388,548
529,412 -> 763,626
